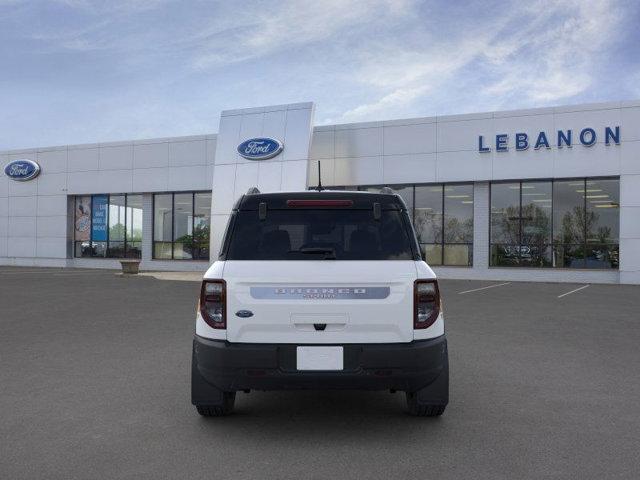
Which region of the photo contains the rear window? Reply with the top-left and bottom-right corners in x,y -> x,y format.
225,210 -> 415,260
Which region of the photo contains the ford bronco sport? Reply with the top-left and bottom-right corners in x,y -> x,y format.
192,188 -> 448,416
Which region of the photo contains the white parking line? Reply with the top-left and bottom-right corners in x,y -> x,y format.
557,284 -> 590,298
52,272 -> 115,276
458,282 -> 511,295
0,269 -> 54,273
0,271 -> 61,275
0,270 -> 113,276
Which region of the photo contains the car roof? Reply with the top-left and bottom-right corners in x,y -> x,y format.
234,189 -> 407,211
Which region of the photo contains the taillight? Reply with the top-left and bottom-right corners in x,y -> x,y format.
199,280 -> 226,329
414,280 -> 440,329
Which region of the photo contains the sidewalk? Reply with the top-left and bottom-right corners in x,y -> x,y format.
138,271 -> 203,282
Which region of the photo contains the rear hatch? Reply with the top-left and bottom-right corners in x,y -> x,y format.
224,261 -> 416,343
220,192 -> 420,344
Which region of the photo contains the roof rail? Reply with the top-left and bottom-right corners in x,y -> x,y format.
380,186 -> 395,195
246,187 -> 261,195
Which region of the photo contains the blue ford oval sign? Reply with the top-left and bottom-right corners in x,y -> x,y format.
4,159 -> 41,181
237,137 -> 283,160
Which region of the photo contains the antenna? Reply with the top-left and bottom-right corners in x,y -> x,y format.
316,160 -> 324,191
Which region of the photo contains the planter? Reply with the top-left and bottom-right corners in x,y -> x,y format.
119,259 -> 141,274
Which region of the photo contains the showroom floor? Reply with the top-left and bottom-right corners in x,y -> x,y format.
0,267 -> 638,480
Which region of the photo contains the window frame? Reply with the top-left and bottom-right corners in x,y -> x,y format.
489,179 -> 550,268
151,190 -> 212,261
441,183 -> 475,266
489,176 -> 620,269
73,193 -> 143,259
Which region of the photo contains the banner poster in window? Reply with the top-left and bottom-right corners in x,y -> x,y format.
74,196 -> 91,241
91,195 -> 108,242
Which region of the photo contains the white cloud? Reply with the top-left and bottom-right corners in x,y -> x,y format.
481,0 -> 621,105
191,0 -> 415,69
339,85 -> 429,121
0,0 -> 634,149
334,0 -> 626,122
337,35 -> 493,121
51,0 -> 172,13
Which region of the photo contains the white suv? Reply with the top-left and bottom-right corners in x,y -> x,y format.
192,189 -> 448,416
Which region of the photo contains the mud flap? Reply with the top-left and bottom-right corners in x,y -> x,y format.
415,350 -> 449,406
191,341 -> 225,406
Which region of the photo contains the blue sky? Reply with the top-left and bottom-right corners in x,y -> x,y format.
1,0 -> 639,150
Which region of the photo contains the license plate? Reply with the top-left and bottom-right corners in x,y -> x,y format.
296,346 -> 344,371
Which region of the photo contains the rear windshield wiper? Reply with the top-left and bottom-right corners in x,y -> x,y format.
295,247 -> 336,260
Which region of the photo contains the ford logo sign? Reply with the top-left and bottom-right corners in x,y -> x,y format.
237,137 -> 283,160
4,159 -> 41,182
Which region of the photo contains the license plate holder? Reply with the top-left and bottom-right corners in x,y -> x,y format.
296,346 -> 344,371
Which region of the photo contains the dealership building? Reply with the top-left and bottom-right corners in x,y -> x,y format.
1,100 -> 639,284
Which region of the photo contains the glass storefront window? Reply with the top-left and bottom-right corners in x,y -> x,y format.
108,194 -> 126,258
193,192 -> 212,260
553,180 -> 585,245
553,180 -> 586,268
347,183 -> 473,266
173,193 -> 193,259
553,244 -> 586,269
414,185 -> 443,241
585,178 -> 619,269
520,181 -> 552,267
491,178 -> 619,269
74,196 -> 92,257
126,195 -> 143,258
444,184 -> 474,266
490,182 -> 520,263
152,191 -> 211,260
490,182 -> 523,267
153,194 -> 172,259
91,194 -> 108,257
415,185 -> 443,265
73,193 -> 143,259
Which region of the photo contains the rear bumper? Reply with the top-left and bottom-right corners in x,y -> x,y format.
192,335 -> 448,397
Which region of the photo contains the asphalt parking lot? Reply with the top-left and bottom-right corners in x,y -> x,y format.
1,267 -> 639,479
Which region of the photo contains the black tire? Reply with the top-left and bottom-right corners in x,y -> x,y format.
405,392 -> 446,416
195,392 -> 236,417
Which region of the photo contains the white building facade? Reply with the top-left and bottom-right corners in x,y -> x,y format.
1,100 -> 639,284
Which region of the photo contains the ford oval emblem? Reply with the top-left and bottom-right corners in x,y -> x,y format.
4,159 -> 41,182
237,137 -> 283,160
235,310 -> 254,318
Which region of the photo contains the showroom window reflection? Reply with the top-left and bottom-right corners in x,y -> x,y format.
415,184 -> 473,266
490,178 -> 619,269
74,194 -> 143,259
153,192 -> 211,260
344,184 -> 474,266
